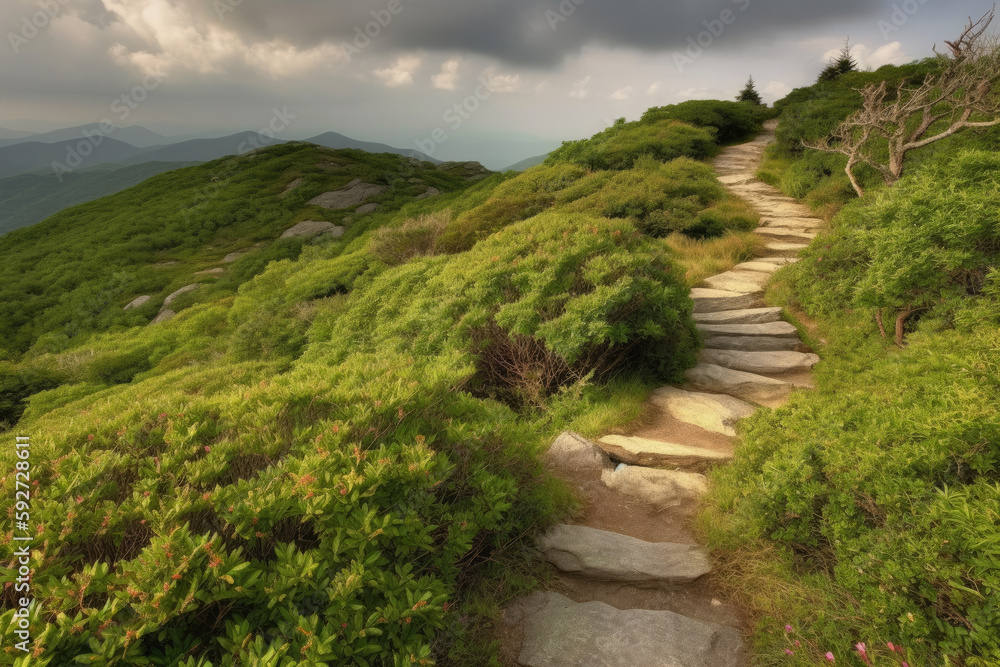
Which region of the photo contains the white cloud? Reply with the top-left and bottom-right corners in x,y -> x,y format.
820,41 -> 909,70
432,58 -> 461,90
482,67 -> 521,93
646,81 -> 661,96
374,54 -> 422,87
569,76 -> 592,99
610,85 -> 633,100
101,0 -> 345,77
762,80 -> 792,98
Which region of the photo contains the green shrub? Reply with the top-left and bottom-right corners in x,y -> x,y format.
641,99 -> 767,143
546,119 -> 717,171
369,211 -> 451,266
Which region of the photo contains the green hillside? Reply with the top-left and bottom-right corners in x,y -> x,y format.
0,102 -> 768,664
0,162 -> 200,236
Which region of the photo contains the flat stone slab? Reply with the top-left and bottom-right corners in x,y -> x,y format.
280,220 -> 346,239
307,178 -> 387,209
537,524 -> 711,584
732,261 -> 782,273
754,227 -> 817,240
649,386 -> 756,437
194,268 -> 225,275
543,431 -> 613,474
162,284 -> 200,309
701,349 -> 820,374
685,363 -> 793,405
690,288 -> 763,314
754,256 -> 800,265
700,270 -> 770,294
150,309 -> 176,325
514,591 -> 744,667
696,321 -> 799,338
355,203 -> 379,214
765,242 -> 809,253
597,435 -> 731,468
762,217 -> 824,228
123,295 -> 151,311
693,307 -> 783,325
702,335 -> 802,352
222,252 -> 244,263
600,464 -> 709,510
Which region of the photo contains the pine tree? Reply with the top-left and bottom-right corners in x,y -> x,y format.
736,75 -> 764,105
818,37 -> 859,82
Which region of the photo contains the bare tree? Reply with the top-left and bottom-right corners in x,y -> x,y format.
807,8 -> 1000,197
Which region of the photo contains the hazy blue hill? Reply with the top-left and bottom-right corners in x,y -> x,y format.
0,161 -> 199,236
305,131 -> 441,163
0,126 -> 36,141
0,136 -> 146,178
501,152 -> 549,171
120,131 -> 292,164
0,123 -> 169,149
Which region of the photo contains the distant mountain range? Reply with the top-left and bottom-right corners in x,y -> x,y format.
0,125 -> 445,235
501,153 -> 549,171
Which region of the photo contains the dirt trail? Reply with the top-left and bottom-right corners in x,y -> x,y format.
500,119 -> 823,667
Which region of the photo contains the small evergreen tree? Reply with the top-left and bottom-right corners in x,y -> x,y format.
736,75 -> 764,105
818,37 -> 859,82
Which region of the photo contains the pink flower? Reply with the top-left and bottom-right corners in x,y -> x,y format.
825,653 -> 835,662
785,625 -> 793,633
887,642 -> 895,652
785,649 -> 794,655
794,641 -> 800,647
204,446 -> 211,453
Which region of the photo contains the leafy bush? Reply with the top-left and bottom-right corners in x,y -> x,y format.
545,119 -> 717,171
641,100 -> 768,143
786,150 -> 1000,331
369,211 -> 450,265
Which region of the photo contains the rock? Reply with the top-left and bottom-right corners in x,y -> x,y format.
702,335 -> 802,352
765,241 -> 809,254
597,435 -> 731,468
222,252 -> 244,263
696,321 -> 799,338
280,221 -> 346,239
754,227 -> 818,241
536,524 -> 711,584
762,217 -> 824,228
155,261 -> 179,266
690,288 -> 763,314
162,284 -> 200,309
685,363 -> 793,405
732,261 -> 783,273
123,295 -> 151,311
514,591 -> 744,667
649,386 -> 756,437
701,270 -> 770,294
194,268 -> 225,275
700,349 -> 820,374
754,256 -> 800,265
415,186 -> 441,200
600,464 -> 709,510
693,307 -> 783,325
282,177 -> 304,193
354,203 -> 379,214
307,180 -> 388,209
439,160 -> 491,181
543,431 -> 613,474
150,309 -> 176,325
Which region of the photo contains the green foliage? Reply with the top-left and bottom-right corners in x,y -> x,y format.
369,211 -> 450,266
787,150 -> 1000,324
545,118 -> 717,171
642,100 -> 767,143
736,76 -> 765,106
817,39 -> 859,83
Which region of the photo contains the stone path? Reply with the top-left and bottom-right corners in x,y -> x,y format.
502,119 -> 824,666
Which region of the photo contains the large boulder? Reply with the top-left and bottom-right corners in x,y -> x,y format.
280,221 -> 345,239
599,464 -> 709,510
649,386 -> 756,437
543,431 -> 613,474
123,295 -> 151,311
307,178 -> 388,209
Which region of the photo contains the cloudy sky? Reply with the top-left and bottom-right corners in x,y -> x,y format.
1,0 -> 994,167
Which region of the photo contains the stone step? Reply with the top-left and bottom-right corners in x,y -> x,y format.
732,261 -> 782,273
696,321 -> 799,338
765,241 -> 810,254
685,363 -> 793,406
690,288 -> 763,314
762,216 -> 825,228
754,227 -> 818,240
700,270 -> 770,294
537,524 -> 711,584
701,349 -> 820,374
543,431 -> 613,475
693,306 -> 783,325
600,464 -> 709,510
754,256 -> 800,265
512,591 -> 744,667
648,386 -> 756,437
598,435 -> 731,468
703,335 -> 802,352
